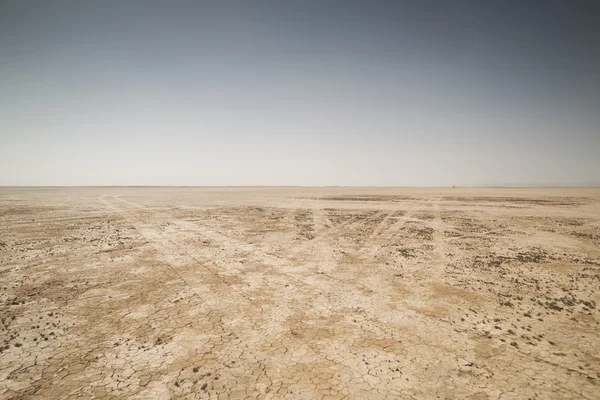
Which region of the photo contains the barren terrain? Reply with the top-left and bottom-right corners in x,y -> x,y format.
1,187 -> 599,399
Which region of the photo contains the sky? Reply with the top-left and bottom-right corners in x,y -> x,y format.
1,1 -> 599,186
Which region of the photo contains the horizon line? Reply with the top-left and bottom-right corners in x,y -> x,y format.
1,185 -> 599,189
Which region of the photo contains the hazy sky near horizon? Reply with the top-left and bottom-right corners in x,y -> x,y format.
1,1 -> 599,186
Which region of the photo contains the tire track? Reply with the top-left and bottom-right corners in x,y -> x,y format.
105,195 -> 418,310
99,195 -> 256,307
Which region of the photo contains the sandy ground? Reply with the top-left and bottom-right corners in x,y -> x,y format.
1,187 -> 599,399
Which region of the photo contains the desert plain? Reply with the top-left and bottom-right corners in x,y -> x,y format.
0,187 -> 599,399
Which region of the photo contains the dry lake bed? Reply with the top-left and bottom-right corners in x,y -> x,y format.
1,187 -> 599,399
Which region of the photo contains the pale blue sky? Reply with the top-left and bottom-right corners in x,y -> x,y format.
1,1 -> 599,186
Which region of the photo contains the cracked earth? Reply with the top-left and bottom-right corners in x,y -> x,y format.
1,187 -> 599,399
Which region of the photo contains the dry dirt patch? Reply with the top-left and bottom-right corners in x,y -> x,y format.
1,187 -> 599,399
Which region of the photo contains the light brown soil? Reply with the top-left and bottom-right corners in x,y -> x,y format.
1,187 -> 599,399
